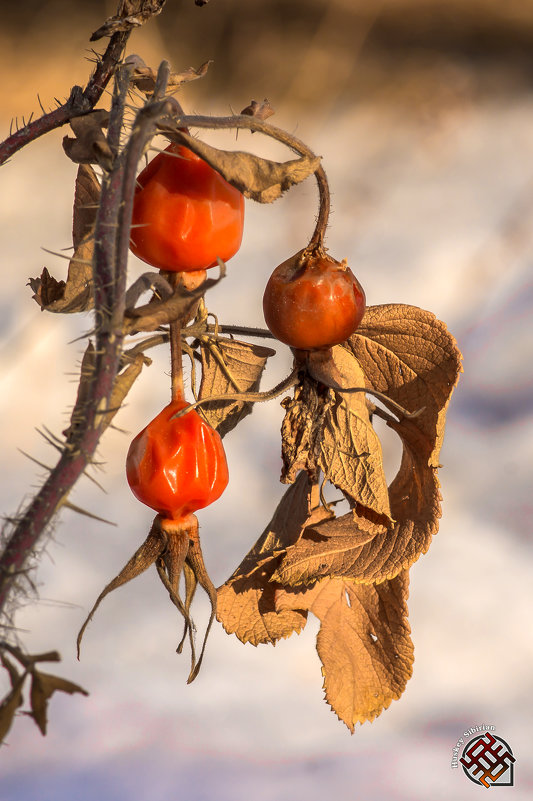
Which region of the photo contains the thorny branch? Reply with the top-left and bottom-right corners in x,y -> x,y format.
0,63 -> 174,621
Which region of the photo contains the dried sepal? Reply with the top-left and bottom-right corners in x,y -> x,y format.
124,263 -> 225,334
77,521 -> 165,657
78,514 -> 218,682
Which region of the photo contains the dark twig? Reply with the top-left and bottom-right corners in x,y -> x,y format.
0,30 -> 129,166
0,64 -> 173,621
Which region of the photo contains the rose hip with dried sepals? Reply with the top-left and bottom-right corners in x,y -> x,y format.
262,248 -> 366,351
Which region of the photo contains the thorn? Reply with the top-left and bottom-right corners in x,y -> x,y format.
62,501 -> 116,526
17,450 -> 54,472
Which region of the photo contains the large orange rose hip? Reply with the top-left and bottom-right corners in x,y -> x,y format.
130,143 -> 245,272
126,399 -> 229,521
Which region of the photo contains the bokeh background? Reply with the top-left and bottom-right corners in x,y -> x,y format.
1,1 -> 533,798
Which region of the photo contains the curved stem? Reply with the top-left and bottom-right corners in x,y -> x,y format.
170,368 -> 300,420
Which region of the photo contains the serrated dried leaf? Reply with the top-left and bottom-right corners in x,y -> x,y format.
30,670 -> 88,736
216,473 -> 332,643
230,472 -> 332,580
346,304 -> 463,467
282,347 -> 391,522
163,129 -> 320,203
270,511 -> 380,587
335,419 -> 442,583
73,164 -> 100,249
317,347 -> 391,521
217,575 -> 308,646
324,303 -> 463,581
198,338 -> 275,437
275,571 -> 413,730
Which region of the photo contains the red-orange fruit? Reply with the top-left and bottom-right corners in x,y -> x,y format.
262,249 -> 366,350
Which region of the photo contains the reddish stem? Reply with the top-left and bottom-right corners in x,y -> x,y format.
0,30 -> 129,166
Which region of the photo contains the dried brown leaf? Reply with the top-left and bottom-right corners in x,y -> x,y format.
282,347 -> 391,522
62,110 -> 112,169
326,303 -> 464,581
72,164 -> 100,249
217,576 -> 308,646
216,473 -> 332,643
0,677 -> 25,744
90,0 -> 167,41
126,55 -> 212,94
230,472 -> 332,580
163,129 -> 320,203
31,164 -> 98,314
198,338 -> 275,437
276,571 -> 413,730
30,671 -> 88,736
335,419 -> 443,582
346,304 -> 463,466
270,511 -> 379,587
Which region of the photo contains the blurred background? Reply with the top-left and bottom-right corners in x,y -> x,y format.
1,1 -> 532,799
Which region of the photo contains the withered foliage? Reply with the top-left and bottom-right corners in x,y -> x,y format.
217,304 -> 462,731
1,0 -> 463,742
162,129 -> 321,203
0,646 -> 87,741
30,163 -> 100,313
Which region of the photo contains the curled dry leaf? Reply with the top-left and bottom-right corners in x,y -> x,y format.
216,473 -> 333,644
162,129 -> 320,203
198,338 -> 276,437
275,571 -> 413,731
0,655 -> 25,743
278,305 -> 462,584
31,164 -> 100,313
62,111 -> 112,169
270,512 -> 380,588
281,347 -> 391,523
90,0 -> 167,41
124,265 -> 225,334
125,54 -> 212,94
29,671 -> 88,736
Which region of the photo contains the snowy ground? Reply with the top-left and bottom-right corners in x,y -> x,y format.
1,94 -> 532,799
